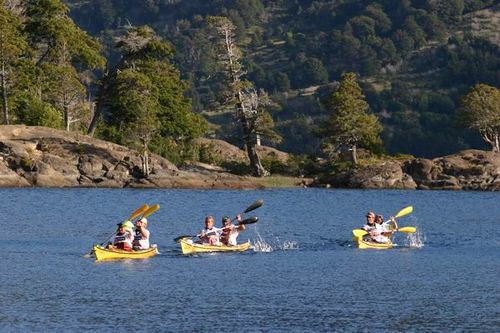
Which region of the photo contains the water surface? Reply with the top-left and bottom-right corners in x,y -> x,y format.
1,188 -> 498,332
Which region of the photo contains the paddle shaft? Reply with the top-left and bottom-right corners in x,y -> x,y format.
174,217 -> 258,242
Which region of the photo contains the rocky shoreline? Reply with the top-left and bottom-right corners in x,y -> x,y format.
0,125 -> 262,189
314,150 -> 500,191
1,125 -> 499,191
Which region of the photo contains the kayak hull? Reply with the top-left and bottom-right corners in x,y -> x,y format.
179,238 -> 251,255
352,236 -> 393,249
93,245 -> 158,260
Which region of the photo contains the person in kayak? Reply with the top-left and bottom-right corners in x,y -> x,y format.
362,212 -> 386,243
362,212 -> 377,232
199,216 -> 221,245
107,221 -> 134,251
220,215 -> 246,246
376,214 -> 398,235
133,217 -> 150,250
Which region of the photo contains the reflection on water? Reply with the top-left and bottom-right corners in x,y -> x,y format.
0,188 -> 499,332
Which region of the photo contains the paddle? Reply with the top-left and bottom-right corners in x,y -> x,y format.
173,200 -> 263,243
174,216 -> 259,243
352,206 -> 415,238
129,204 -> 149,221
84,204 -> 156,258
242,199 -> 264,214
398,226 -> 416,233
140,204 -> 160,220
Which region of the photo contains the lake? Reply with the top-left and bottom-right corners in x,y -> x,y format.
0,188 -> 499,332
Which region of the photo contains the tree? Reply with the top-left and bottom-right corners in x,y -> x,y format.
457,84 -> 500,152
24,0 -> 105,131
111,69 -> 159,176
207,16 -> 279,176
318,72 -> 383,165
100,26 -> 206,172
0,1 -> 27,124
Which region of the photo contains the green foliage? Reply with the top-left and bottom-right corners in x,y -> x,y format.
14,93 -> 63,128
318,72 -> 383,156
457,83 -> 500,151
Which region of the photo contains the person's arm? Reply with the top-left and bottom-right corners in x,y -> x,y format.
391,217 -> 398,230
138,227 -> 149,239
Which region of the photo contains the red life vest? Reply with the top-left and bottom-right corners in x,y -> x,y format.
113,232 -> 132,251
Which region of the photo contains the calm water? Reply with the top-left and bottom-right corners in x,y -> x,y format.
0,188 -> 499,332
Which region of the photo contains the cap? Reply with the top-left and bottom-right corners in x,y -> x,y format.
138,217 -> 148,224
121,220 -> 134,229
222,216 -> 231,222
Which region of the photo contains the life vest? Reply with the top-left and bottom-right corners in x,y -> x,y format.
113,231 -> 132,250
200,227 -> 220,245
133,229 -> 150,249
220,225 -> 239,246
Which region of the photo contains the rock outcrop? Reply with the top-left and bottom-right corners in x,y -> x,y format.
315,150 -> 500,191
403,150 -> 500,191
0,125 -> 262,189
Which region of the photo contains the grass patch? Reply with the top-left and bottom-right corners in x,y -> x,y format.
254,175 -> 307,188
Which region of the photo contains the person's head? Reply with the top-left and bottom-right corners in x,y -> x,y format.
366,212 -> 376,225
136,217 -> 148,228
205,216 -> 214,228
375,215 -> 383,224
222,216 -> 231,226
121,220 -> 134,232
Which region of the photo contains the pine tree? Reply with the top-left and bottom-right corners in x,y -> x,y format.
318,72 -> 383,165
0,1 -> 27,124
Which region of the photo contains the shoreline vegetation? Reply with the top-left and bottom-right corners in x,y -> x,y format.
0,125 -> 499,191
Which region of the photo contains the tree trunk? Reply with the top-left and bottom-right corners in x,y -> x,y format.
87,81 -> 105,136
1,59 -> 9,125
64,105 -> 70,131
241,115 -> 268,177
141,149 -> 149,177
493,133 -> 499,152
350,145 -> 358,166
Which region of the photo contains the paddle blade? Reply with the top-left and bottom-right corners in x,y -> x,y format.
352,229 -> 367,238
239,216 -> 259,225
395,206 -> 413,219
398,226 -> 416,233
174,235 -> 196,243
142,204 -> 160,219
129,204 -> 149,220
244,200 -> 264,213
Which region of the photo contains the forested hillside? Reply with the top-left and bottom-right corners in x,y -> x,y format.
64,0 -> 499,158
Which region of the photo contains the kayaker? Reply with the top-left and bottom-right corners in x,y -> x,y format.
362,212 -> 386,243
133,217 -> 150,250
107,221 -> 134,251
362,212 -> 377,232
199,216 -> 221,245
376,214 -> 398,235
220,215 -> 245,246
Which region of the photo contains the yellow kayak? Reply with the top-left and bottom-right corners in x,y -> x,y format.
179,238 -> 252,255
93,245 -> 158,260
352,235 -> 393,249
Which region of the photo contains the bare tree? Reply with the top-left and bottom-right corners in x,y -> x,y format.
207,16 -> 276,177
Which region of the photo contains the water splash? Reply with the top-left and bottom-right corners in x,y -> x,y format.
250,227 -> 298,252
406,229 -> 425,248
279,240 -> 299,250
252,238 -> 274,252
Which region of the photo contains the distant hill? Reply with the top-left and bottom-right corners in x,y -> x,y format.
66,0 -> 499,158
